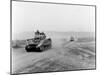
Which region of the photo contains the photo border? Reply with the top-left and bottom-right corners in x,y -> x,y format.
10,0 -> 97,75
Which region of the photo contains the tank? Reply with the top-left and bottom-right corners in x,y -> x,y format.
25,31 -> 52,52
70,36 -> 75,42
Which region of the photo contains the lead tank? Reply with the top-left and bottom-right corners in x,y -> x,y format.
25,30 -> 52,52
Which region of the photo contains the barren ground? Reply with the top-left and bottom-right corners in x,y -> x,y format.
12,33 -> 95,74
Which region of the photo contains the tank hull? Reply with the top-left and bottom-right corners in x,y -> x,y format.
25,38 -> 52,52
25,44 -> 41,52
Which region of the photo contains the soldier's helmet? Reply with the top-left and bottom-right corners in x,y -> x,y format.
35,30 -> 40,35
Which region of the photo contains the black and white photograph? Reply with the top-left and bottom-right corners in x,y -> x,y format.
11,0 -> 96,74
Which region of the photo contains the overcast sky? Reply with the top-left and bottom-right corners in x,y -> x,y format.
12,1 -> 95,34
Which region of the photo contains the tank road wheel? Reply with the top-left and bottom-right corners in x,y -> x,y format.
25,45 -> 32,52
25,45 -> 30,52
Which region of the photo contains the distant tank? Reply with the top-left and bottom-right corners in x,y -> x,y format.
70,36 -> 75,42
25,30 -> 52,52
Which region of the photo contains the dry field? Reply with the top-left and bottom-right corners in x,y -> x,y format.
12,32 -> 95,74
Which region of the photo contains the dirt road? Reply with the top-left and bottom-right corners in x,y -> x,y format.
12,38 -> 95,74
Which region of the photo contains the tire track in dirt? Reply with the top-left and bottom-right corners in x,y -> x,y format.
12,46 -> 59,74
12,38 -> 95,74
